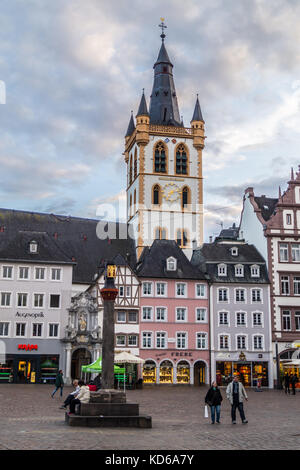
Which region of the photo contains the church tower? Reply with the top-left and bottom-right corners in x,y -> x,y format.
124,20 -> 205,259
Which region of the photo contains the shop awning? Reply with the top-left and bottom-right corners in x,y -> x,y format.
81,357 -> 125,374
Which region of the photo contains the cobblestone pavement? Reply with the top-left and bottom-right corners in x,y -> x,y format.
0,384 -> 299,451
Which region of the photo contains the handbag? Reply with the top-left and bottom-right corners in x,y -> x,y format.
204,405 -> 209,418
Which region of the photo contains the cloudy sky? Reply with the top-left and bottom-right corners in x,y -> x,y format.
1,0 -> 300,241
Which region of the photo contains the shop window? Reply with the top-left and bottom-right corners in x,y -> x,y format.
143,361 -> 156,384
0,356 -> 13,383
159,360 -> 173,384
177,361 -> 190,384
40,356 -> 59,384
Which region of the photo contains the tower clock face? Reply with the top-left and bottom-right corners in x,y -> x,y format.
162,183 -> 181,202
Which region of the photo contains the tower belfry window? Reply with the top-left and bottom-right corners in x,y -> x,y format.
176,144 -> 188,175
154,142 -> 166,173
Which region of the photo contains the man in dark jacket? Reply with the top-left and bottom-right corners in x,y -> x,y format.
205,381 -> 223,424
51,370 -> 64,398
284,373 -> 290,394
291,374 -> 298,395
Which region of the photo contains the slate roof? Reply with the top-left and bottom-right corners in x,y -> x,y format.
191,242 -> 269,284
0,208 -> 137,284
125,112 -> 135,137
136,239 -> 207,280
136,91 -> 149,117
254,196 -> 278,222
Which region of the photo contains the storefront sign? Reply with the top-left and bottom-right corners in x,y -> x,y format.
18,344 -> 38,351
16,312 -> 44,319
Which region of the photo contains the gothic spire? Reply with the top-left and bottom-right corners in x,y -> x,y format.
149,20 -> 181,127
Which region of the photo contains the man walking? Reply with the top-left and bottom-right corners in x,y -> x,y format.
291,374 -> 298,395
284,373 -> 290,394
226,375 -> 248,424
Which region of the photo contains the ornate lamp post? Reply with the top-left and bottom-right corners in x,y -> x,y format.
100,263 -> 118,390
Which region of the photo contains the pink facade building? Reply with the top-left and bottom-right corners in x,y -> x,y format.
136,240 -> 210,385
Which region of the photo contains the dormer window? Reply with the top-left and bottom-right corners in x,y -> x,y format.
29,240 -> 38,254
230,247 -> 238,256
166,257 -> 177,271
251,265 -> 260,278
218,264 -> 227,276
235,264 -> 244,277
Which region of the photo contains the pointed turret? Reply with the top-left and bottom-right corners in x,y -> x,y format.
135,90 -> 150,146
191,95 -> 204,123
125,111 -> 135,138
136,89 -> 149,117
191,95 -> 205,151
149,20 -> 181,127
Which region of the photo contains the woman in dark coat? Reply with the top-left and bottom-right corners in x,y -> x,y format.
205,380 -> 223,424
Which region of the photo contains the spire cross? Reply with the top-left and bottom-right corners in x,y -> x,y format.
159,18 -> 167,41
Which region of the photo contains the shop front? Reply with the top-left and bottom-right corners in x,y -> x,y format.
142,354 -> 209,385
216,360 -> 269,387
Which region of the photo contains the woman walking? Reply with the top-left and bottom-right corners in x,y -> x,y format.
205,380 -> 223,424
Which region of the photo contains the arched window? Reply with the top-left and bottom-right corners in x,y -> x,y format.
153,184 -> 161,205
176,229 -> 188,247
129,155 -> 133,185
134,149 -> 137,179
175,144 -> 188,175
129,194 -> 132,218
154,142 -> 167,173
134,189 -> 136,213
182,186 -> 189,209
155,227 -> 167,240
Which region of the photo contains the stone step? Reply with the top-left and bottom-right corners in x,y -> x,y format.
80,402 -> 139,416
65,413 -> 152,428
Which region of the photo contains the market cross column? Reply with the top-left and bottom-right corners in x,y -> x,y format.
100,263 -> 118,390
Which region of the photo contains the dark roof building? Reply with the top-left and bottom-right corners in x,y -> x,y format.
0,208 -> 137,285
136,239 -> 207,280
191,241 -> 270,284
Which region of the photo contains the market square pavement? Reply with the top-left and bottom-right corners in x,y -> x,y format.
0,384 -> 299,451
